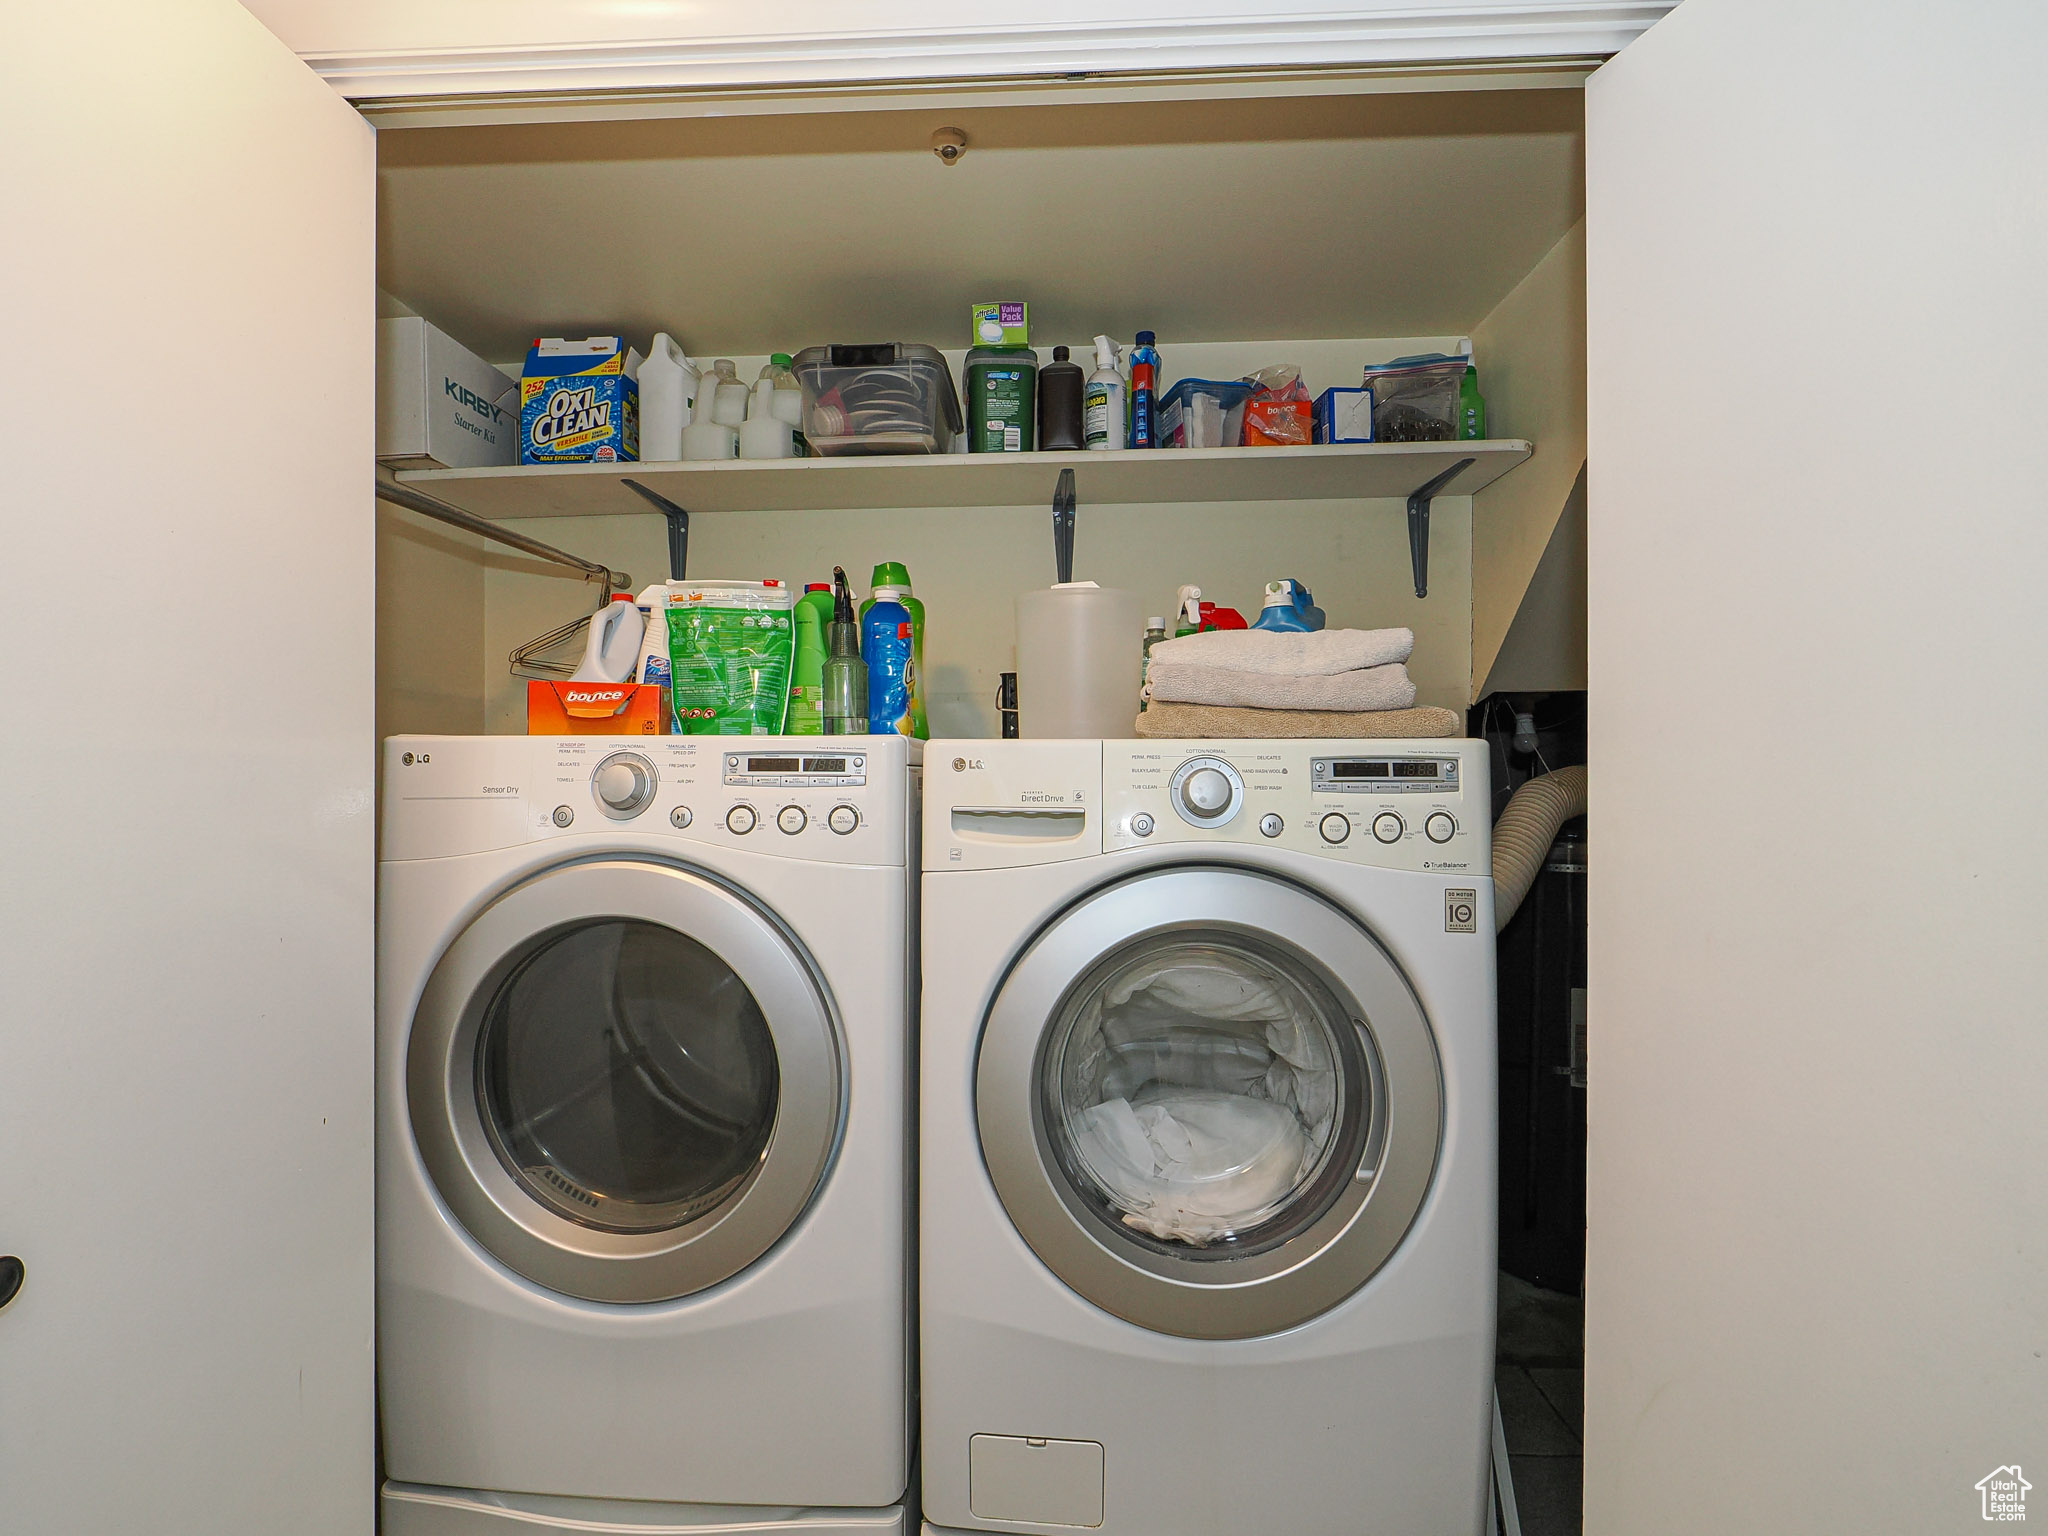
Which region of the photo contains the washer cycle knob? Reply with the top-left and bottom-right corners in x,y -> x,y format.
592,752 -> 657,817
1180,768 -> 1233,818
725,804 -> 758,835
1373,812 -> 1405,844
1425,811 -> 1457,844
1318,813 -> 1351,844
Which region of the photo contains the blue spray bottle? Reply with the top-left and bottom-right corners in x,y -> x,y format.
1128,331 -> 1160,448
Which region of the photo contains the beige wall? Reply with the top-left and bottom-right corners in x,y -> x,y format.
1470,218 -> 1586,699
376,502 -> 486,738
1585,1 -> 2048,1531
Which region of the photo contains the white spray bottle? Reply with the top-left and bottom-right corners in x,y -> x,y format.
1084,335 -> 1127,451
633,583 -> 672,690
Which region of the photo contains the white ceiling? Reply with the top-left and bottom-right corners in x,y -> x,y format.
378,89 -> 1583,361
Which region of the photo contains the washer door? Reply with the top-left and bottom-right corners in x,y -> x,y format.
977,867 -> 1441,1339
408,859 -> 841,1304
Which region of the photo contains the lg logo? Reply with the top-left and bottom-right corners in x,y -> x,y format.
401,751 -> 432,766
953,757 -> 984,772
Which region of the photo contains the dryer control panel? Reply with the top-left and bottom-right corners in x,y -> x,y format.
1102,738 -> 1489,875
381,735 -> 917,865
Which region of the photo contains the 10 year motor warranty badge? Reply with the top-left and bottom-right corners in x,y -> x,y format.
1445,889 -> 1478,933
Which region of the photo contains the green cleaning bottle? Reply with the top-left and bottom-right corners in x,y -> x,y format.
860,561 -> 928,738
1459,365 -> 1488,440
788,582 -> 834,734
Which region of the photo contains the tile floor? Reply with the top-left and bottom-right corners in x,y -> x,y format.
1495,1272 -> 1584,1535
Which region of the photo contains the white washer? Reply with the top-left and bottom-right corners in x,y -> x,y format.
378,735 -> 919,1536
920,739 -> 1495,1536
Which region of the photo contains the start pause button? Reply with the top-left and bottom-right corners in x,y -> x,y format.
1445,889 -> 1479,934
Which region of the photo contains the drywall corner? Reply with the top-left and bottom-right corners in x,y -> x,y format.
1480,460 -> 1586,696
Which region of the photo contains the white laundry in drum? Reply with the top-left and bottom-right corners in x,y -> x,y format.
1058,950 -> 1344,1244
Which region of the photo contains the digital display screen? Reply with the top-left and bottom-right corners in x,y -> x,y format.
1393,762 -> 1440,779
802,758 -> 847,773
745,757 -> 801,773
1331,761 -> 1392,780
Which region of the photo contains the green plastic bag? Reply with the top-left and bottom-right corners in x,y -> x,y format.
664,581 -> 796,735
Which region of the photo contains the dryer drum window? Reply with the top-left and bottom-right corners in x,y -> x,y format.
406,859 -> 843,1305
1040,933 -> 1375,1261
475,919 -> 780,1235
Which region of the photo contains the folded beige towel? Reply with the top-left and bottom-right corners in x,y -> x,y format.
1147,626 -> 1414,675
1135,702 -> 1463,740
1147,659 -> 1417,712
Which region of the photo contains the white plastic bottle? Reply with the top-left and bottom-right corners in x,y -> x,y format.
633,584 -> 672,689
681,367 -> 738,460
738,376 -> 795,459
638,333 -> 697,462
569,593 -> 646,682
763,353 -> 807,454
709,359 -> 749,428
1084,335 -> 1127,451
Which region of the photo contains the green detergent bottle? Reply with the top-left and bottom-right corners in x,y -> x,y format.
860,561 -> 928,737
788,582 -> 834,734
965,345 -> 1039,453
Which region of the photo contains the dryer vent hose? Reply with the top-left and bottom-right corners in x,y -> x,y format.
1492,765 -> 1587,932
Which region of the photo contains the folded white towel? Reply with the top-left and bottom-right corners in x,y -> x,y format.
1147,626 -> 1413,677
1146,660 -> 1418,712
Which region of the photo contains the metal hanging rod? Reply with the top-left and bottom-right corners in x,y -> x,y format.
373,475 -> 631,593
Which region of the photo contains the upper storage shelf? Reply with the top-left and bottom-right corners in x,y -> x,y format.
393,439 -> 1533,521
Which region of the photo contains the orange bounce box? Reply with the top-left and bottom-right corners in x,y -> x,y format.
526,681 -> 669,735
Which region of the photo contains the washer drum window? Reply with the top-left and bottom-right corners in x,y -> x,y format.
976,867 -> 1442,1339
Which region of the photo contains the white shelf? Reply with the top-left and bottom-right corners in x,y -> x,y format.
393,440 -> 1534,522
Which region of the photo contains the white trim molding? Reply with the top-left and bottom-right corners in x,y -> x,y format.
300,3 -> 1677,103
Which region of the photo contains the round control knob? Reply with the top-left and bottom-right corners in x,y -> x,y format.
827,804 -> 859,835
725,804 -> 758,835
669,807 -> 693,829
593,752 -> 656,817
1180,767 -> 1233,818
1373,812 -> 1405,844
1131,812 -> 1156,838
777,805 -> 807,836
1425,811 -> 1456,844
1319,813 -> 1351,844
1259,813 -> 1284,839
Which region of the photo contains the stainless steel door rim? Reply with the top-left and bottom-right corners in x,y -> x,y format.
407,859 -> 842,1304
976,866 -> 1442,1339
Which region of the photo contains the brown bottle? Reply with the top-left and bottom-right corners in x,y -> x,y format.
1036,345 -> 1085,451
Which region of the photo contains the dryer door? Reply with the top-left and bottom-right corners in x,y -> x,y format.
977,867 -> 1441,1339
407,859 -> 841,1303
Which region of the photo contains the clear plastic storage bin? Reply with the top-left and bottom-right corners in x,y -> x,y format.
791,343 -> 962,456
1360,354 -> 1468,442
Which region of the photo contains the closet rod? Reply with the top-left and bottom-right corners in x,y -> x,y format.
373,476 -> 631,593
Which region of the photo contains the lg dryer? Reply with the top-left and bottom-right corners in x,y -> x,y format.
920,739 -> 1495,1536
378,736 -> 918,1536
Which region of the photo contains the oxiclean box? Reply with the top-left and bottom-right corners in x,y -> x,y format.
520,336 -> 643,463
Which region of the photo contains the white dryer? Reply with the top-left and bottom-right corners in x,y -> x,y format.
920,739 -> 1495,1536
378,735 -> 918,1536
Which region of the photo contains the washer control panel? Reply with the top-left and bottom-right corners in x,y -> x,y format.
1102,739 -> 1487,874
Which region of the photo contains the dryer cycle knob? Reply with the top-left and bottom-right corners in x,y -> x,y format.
777,805 -> 807,835
1318,812 -> 1351,844
1179,768 -> 1232,818
726,804 -> 758,835
827,804 -> 859,835
1372,812 -> 1405,844
593,752 -> 657,817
